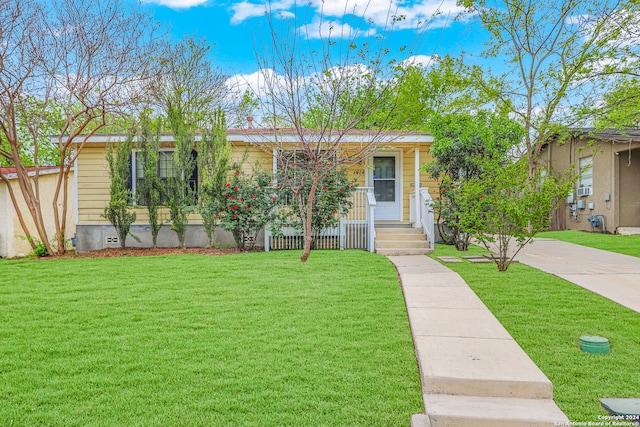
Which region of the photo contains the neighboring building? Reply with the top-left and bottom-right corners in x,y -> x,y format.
540,129 -> 640,234
0,167 -> 76,258
73,128 -> 437,252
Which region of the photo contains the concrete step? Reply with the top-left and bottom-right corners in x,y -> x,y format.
375,239 -> 429,249
415,335 -> 553,399
376,234 -> 427,242
375,221 -> 413,228
376,227 -> 425,236
376,248 -> 433,256
424,394 -> 569,427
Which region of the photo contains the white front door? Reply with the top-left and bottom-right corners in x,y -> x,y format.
370,153 -> 401,221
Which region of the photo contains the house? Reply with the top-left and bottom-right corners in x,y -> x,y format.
540,128 -> 640,234
0,167 -> 75,258
73,128 -> 437,254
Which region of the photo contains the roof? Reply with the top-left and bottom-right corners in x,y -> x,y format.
570,128 -> 640,142
72,128 -> 433,144
1,166 -> 63,180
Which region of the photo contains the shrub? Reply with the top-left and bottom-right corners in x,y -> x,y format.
217,167 -> 277,251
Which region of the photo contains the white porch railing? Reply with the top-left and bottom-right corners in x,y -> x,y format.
265,187 -> 376,252
410,188 -> 435,250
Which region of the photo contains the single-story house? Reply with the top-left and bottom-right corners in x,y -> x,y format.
540,128 -> 640,234
0,167 -> 75,258
73,128 -> 437,254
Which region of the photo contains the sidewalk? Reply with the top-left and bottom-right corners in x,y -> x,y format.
388,255 -> 568,427
515,238 -> 640,314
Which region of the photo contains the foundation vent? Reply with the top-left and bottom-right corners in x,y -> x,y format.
105,236 -> 120,245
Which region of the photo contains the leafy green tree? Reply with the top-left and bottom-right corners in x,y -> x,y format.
455,159 -> 572,271
197,109 -> 231,247
596,77 -> 640,129
327,57 -> 491,131
102,136 -> 138,250
135,112 -> 163,248
148,35 -> 232,248
217,167 -> 277,251
461,0 -> 640,177
167,108 -> 197,249
422,111 -> 524,250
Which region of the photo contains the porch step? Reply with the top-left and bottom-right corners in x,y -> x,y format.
423,394 -> 568,427
375,226 -> 432,256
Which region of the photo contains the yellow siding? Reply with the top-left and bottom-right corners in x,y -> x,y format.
77,138 -> 437,225
229,141 -> 272,175
400,144 -> 439,220
77,146 -> 111,223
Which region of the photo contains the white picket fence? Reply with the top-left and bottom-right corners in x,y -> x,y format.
264,187 -> 375,252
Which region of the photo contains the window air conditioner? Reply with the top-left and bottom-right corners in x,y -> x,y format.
576,187 -> 593,197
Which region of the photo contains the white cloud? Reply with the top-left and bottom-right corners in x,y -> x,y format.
398,54 -> 436,68
142,0 -> 209,9
230,0 -> 466,32
230,0 -> 295,24
298,19 -> 364,40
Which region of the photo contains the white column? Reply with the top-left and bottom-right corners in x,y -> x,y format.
414,147 -> 422,228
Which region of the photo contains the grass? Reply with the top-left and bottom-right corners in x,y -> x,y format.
538,230 -> 640,258
0,251 -> 422,426
431,244 -> 640,422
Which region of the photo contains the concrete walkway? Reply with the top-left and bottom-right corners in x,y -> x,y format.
388,255 -> 569,427
515,238 -> 640,314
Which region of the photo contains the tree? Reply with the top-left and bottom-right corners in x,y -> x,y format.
148,35 -> 231,248
102,136 -> 137,249
274,166 -> 355,248
167,108 -> 197,249
148,35 -> 230,129
462,0 -> 640,177
251,1 -> 423,262
455,159 -> 572,271
0,0 -> 154,255
198,109 -> 231,247
332,56 -> 492,131
136,111 -> 163,248
422,111 -> 523,250
595,77 -> 640,129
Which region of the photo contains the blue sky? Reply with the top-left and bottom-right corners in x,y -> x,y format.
142,0 -> 490,79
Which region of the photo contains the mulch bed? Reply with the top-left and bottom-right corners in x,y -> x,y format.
53,247 -> 245,259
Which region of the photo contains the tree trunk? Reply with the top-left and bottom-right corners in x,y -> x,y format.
300,179 -> 320,263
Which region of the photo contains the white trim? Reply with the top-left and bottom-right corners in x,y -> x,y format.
74,158 -> 79,226
414,147 -> 421,228
70,132 -> 434,145
227,132 -> 433,144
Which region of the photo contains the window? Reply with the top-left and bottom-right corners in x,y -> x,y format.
373,156 -> 396,202
578,156 -> 593,189
130,150 -> 198,205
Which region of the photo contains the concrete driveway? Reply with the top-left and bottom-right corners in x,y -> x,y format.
515,238 -> 640,314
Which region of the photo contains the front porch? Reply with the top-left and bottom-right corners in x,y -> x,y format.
264,187 -> 435,255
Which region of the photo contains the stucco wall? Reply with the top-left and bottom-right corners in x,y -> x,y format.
0,171 -> 76,258
541,137 -> 640,233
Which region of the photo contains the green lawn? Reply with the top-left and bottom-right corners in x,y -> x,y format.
431,244 -> 640,422
539,230 -> 640,257
0,251 -> 422,426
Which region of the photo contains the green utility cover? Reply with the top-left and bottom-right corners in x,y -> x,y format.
600,398 -> 640,417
